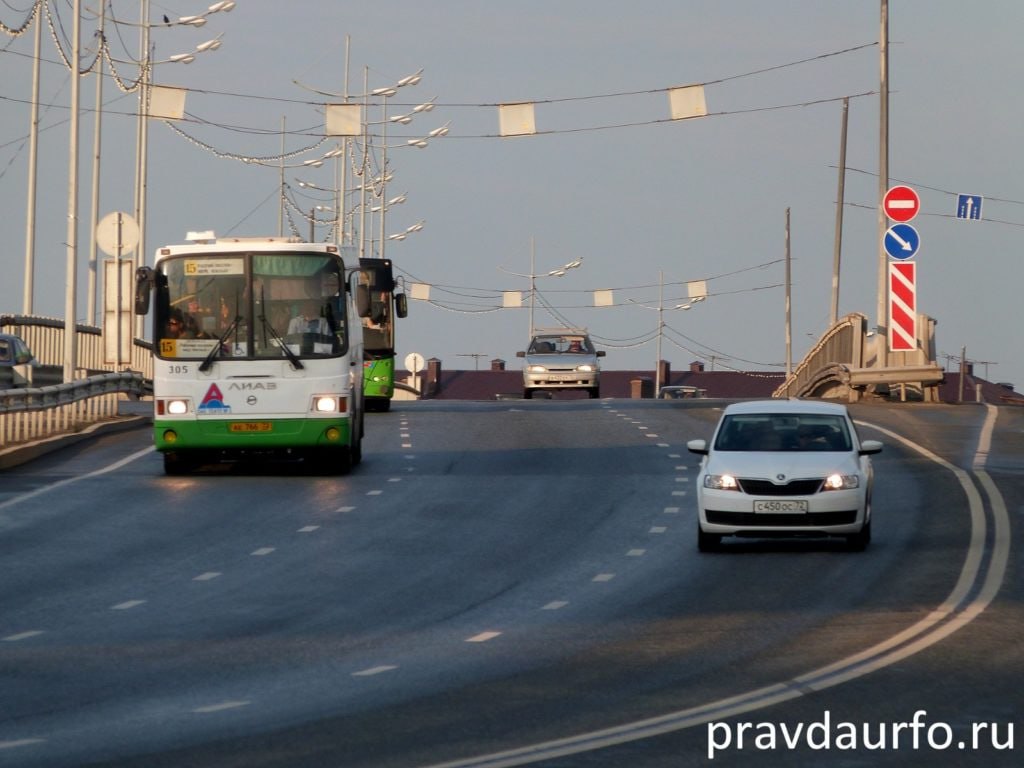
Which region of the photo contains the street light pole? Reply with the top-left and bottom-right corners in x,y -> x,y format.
63,0 -> 83,382
656,270 -> 664,394
22,2 -> 42,315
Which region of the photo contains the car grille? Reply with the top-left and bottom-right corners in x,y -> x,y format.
738,478 -> 823,496
705,510 -> 859,526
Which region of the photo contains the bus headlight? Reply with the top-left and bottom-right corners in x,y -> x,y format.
158,398 -> 189,415
314,396 -> 338,413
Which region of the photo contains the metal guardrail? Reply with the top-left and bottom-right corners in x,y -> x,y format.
0,372 -> 149,449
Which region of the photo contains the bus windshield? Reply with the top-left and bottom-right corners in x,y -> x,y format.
155,252 -> 348,361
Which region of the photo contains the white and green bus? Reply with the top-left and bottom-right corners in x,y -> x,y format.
135,235 -> 369,475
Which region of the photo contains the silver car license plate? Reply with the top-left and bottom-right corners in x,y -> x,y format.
754,500 -> 808,513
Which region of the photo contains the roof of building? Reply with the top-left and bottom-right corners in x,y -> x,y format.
399,363 -> 1022,404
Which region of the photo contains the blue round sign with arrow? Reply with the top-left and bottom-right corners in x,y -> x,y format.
884,223 -> 920,260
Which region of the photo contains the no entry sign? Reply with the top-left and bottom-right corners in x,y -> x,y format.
883,185 -> 920,223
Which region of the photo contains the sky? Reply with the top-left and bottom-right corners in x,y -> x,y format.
2,1 -> 1022,387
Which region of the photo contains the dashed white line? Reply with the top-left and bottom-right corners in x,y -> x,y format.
664,506 -> 681,514
592,573 -> 615,582
466,631 -> 502,643
366,490 -> 383,496
387,477 -> 402,483
193,571 -> 222,581
675,477 -> 689,483
251,547 -> 275,556
672,491 -> 687,497
111,600 -> 146,611
657,443 -> 671,448
193,700 -> 251,714
0,739 -> 45,750
298,525 -> 320,533
336,505 -> 356,513
2,630 -> 44,642
542,601 -> 569,610
352,665 -> 398,677
627,548 -> 647,557
649,526 -> 667,534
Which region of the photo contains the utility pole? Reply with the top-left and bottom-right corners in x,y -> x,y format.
831,97 -> 848,326
64,0 -> 83,383
875,0 -> 890,362
655,270 -> 664,395
785,208 -> 792,379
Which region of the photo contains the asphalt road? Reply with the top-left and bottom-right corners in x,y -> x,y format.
0,399 -> 1020,767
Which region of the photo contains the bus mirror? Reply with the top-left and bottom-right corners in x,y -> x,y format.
134,267 -> 154,315
355,284 -> 371,318
395,292 -> 408,318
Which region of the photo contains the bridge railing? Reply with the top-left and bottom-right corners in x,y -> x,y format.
773,312 -> 943,401
0,315 -> 153,449
0,372 -> 149,449
1,314 -> 153,381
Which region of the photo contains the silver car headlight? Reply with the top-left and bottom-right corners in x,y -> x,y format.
704,473 -> 739,491
528,364 -> 547,373
576,364 -> 596,372
822,473 -> 860,491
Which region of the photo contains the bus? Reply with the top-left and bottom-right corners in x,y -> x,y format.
359,257 -> 407,412
135,235 -> 370,475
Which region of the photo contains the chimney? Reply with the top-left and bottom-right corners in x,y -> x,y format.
490,358 -> 505,371
424,357 -> 442,398
690,360 -> 705,373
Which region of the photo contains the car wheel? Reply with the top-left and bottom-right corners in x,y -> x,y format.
588,387 -> 600,399
697,523 -> 721,552
846,519 -> 871,551
523,389 -> 533,399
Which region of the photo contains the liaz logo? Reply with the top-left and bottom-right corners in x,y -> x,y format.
197,383 -> 231,414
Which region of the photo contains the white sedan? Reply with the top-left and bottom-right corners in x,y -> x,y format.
687,400 -> 882,551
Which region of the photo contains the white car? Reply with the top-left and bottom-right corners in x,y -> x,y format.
687,400 -> 882,551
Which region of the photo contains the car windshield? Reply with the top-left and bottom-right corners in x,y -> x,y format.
528,335 -> 593,354
713,413 -> 852,452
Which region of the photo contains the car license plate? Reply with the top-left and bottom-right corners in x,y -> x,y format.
229,421 -> 273,433
547,374 -> 578,381
754,500 -> 808,513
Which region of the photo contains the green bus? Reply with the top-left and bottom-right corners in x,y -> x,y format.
359,258 -> 407,412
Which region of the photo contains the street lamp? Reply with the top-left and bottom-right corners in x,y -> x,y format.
627,274 -> 705,394
499,237 -> 584,339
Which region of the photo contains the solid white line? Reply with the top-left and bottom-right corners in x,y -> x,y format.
0,446 -> 155,513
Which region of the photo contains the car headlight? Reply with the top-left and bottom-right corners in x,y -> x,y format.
313,396 -> 339,413
704,473 -> 739,491
528,365 -> 547,373
576,364 -> 596,372
822,473 -> 860,491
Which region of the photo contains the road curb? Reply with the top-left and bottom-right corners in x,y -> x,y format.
0,416 -> 149,471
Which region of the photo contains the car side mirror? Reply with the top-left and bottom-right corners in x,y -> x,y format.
596,350 -> 606,357
859,440 -> 883,456
516,350 -> 525,358
687,439 -> 709,455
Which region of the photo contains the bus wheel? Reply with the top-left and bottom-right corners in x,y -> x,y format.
163,451 -> 193,476
315,447 -> 352,476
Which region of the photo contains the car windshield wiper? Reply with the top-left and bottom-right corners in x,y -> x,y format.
198,315 -> 241,373
259,309 -> 303,370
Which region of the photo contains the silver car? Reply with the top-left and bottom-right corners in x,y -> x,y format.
516,329 -> 604,399
687,400 -> 882,551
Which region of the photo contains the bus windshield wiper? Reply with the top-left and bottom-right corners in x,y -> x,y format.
260,310 -> 303,370
199,315 -> 241,373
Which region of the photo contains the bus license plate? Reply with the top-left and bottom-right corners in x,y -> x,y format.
229,422 -> 273,433
754,500 -> 808,513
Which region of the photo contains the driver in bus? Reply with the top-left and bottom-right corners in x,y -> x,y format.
288,299 -> 330,336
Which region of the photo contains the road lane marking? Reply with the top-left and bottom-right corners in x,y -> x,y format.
627,549 -> 646,557
591,573 -> 615,582
193,572 -> 222,581
193,700 -> 251,714
663,507 -> 680,514
335,505 -> 356,513
352,665 -> 398,677
420,418 -> 1011,768
2,630 -> 44,642
251,548 -> 275,556
542,601 -> 568,610
0,446 -> 155,516
366,490 -> 383,496
298,525 -> 320,533
466,631 -> 502,643
111,600 -> 146,611
648,527 -> 667,534
0,739 -> 45,750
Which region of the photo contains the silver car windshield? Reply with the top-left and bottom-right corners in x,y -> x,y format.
528,335 -> 594,354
